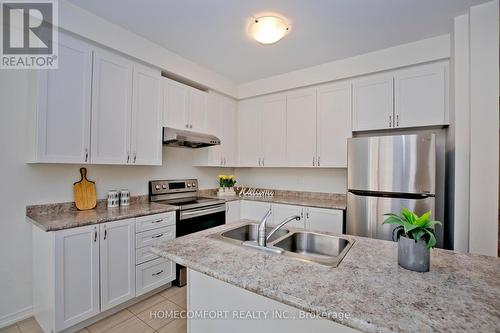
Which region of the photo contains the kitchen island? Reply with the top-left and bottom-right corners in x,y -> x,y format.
151,220 -> 500,333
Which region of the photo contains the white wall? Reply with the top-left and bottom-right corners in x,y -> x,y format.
235,168 -> 347,194
238,34 -> 450,99
468,0 -> 499,256
0,70 -> 231,326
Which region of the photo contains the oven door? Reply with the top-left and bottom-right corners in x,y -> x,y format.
176,204 -> 226,237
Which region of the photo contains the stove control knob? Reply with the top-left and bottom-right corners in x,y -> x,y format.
191,183 -> 196,187
187,183 -> 192,188
155,185 -> 161,190
162,184 -> 167,189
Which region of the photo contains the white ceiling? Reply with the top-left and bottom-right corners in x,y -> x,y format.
67,0 -> 488,84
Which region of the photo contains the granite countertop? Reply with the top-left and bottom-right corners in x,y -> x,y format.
27,197 -> 178,231
199,189 -> 347,210
151,220 -> 500,333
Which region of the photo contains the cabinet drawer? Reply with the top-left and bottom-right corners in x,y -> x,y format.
136,246 -> 160,265
135,225 -> 175,249
136,258 -> 175,296
135,212 -> 175,233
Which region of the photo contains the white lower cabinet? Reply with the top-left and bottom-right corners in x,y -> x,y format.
135,212 -> 176,297
53,225 -> 100,332
32,212 -> 176,333
306,207 -> 344,234
99,219 -> 136,311
225,201 -> 240,224
272,204 -> 305,228
238,200 -> 344,234
239,201 -> 273,222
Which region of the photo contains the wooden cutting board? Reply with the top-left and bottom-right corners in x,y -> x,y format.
73,168 -> 97,210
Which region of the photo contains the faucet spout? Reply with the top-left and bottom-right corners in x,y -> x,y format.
266,215 -> 301,242
257,208 -> 273,247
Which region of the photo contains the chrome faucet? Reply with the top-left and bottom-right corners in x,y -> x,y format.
257,208 -> 301,247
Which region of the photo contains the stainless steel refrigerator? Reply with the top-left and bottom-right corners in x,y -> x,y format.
346,133 -> 443,247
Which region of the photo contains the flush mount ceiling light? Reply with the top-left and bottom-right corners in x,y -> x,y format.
249,16 -> 289,44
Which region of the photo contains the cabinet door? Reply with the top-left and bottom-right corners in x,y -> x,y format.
91,49 -> 133,164
352,74 -> 394,131
225,201 -> 241,224
394,62 -> 447,128
130,64 -> 162,165
36,33 -> 92,163
272,204 -> 305,228
238,99 -> 262,167
100,219 -> 136,311
163,78 -> 189,129
240,201 -> 272,222
221,97 -> 237,166
286,89 -> 317,166
307,207 -> 343,234
188,88 -> 207,132
54,225 -> 99,331
204,93 -> 223,166
316,82 -> 351,167
261,95 -> 287,166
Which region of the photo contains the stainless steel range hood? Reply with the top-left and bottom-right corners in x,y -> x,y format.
162,127 -> 221,148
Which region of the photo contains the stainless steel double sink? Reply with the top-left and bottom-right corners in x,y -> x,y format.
208,223 -> 355,267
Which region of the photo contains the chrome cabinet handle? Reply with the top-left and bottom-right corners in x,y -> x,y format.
84,148 -> 88,162
300,209 -> 304,219
389,115 -> 392,127
226,205 -> 229,213
152,233 -> 164,239
396,115 -> 399,127
133,153 -> 137,163
262,157 -> 264,166
313,156 -> 316,166
258,158 -> 261,166
185,124 -> 189,128
103,226 -> 107,240
152,270 -> 164,276
318,156 -> 320,166
94,228 -> 97,242
127,152 -> 130,163
224,157 -> 226,166
152,219 -> 163,224
306,209 -> 310,219
189,124 -> 193,129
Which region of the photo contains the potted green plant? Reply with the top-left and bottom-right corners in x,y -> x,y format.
217,175 -> 237,196
383,208 -> 441,272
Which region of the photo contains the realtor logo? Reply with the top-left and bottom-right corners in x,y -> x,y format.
1,0 -> 58,69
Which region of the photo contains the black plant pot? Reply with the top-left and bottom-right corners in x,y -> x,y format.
397,235 -> 430,272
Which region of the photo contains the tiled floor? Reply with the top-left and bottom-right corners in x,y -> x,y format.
0,286 -> 187,333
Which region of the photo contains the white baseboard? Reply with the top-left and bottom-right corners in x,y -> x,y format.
0,306 -> 33,329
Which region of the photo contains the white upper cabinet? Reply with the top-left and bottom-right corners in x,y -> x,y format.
131,64 -> 162,165
99,219 -> 136,311
54,225 -> 100,331
238,99 -> 262,167
286,88 -> 317,167
220,97 -> 237,166
316,82 -> 351,167
352,73 -> 394,131
352,61 -> 448,131
162,77 -> 207,132
194,93 -> 237,166
162,78 -> 189,129
188,88 -> 207,132
91,48 -> 134,164
32,33 -> 93,163
394,62 -> 448,128
261,95 -> 286,167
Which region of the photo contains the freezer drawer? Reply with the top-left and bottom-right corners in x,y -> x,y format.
347,134 -> 436,194
346,192 -> 439,245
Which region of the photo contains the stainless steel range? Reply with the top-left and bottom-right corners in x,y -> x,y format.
149,179 -> 226,286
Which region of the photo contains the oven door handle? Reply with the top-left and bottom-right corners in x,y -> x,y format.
180,205 -> 226,220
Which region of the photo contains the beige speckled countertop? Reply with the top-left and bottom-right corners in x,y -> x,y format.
151,220 -> 500,333
27,197 -> 178,231
199,189 -> 346,210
